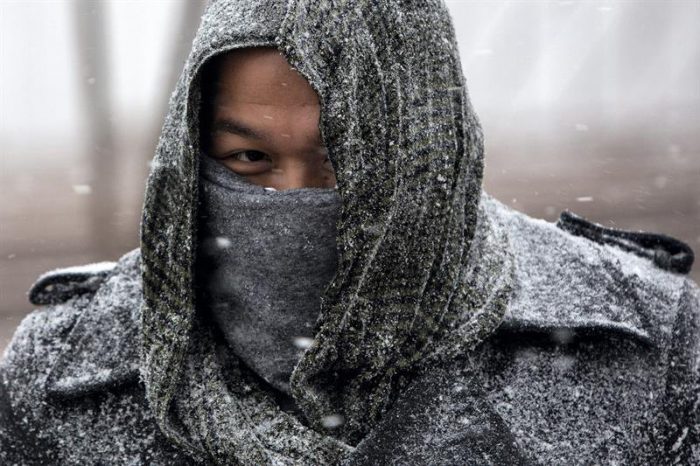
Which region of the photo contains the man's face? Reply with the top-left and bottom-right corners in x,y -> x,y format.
202,47 -> 337,191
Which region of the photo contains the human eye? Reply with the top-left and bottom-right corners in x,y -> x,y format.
219,150 -> 272,176
231,150 -> 269,163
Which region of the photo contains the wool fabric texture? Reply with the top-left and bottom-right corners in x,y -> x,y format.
196,154 -> 342,397
139,0 -> 503,460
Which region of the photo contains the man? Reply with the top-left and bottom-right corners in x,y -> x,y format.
1,0 -> 698,464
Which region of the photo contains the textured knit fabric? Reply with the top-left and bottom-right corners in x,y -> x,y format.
139,0 -> 497,458
197,154 -> 341,397
2,0 -> 699,464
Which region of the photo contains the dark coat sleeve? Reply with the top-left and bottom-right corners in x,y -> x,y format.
660,280 -> 700,464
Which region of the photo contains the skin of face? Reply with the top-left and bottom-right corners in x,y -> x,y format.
202,47 -> 337,191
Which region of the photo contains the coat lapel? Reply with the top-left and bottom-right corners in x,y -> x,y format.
486,197 -> 687,350
45,249 -> 142,399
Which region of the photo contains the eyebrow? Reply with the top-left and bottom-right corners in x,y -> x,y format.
211,117 -> 272,143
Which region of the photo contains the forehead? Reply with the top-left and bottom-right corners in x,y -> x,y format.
211,47 -> 320,107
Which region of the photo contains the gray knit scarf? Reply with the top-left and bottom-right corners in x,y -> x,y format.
196,154 -> 341,397
139,0 -> 513,464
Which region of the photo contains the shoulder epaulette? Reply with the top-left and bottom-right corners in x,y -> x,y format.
556,210 -> 694,275
28,261 -> 117,306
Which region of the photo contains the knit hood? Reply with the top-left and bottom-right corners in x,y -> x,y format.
140,0 -> 513,463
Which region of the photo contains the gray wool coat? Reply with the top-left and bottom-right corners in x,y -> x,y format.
1,196 -> 698,465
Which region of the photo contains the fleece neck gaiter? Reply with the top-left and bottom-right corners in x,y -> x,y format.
196,155 -> 341,396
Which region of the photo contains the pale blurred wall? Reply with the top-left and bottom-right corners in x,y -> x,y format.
1,0 -> 699,353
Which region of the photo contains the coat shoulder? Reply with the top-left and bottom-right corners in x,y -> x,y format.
0,272 -> 101,463
1,292 -> 91,404
481,194 -> 695,348
0,249 -> 182,464
446,195 -> 700,464
1,248 -> 142,405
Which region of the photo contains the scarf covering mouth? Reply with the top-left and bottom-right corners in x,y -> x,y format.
139,0 -> 514,464
196,154 -> 342,397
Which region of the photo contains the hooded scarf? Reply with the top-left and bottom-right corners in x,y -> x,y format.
140,0 -> 513,463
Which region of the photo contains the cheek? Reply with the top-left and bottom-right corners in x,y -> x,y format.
224,159 -> 273,176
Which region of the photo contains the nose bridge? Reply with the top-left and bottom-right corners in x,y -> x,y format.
284,161 -> 312,189
277,151 -> 329,189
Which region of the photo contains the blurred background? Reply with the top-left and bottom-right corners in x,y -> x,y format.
1,0 -> 698,354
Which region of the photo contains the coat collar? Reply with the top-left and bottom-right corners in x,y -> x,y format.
45,249 -> 142,399
485,196 -> 687,349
